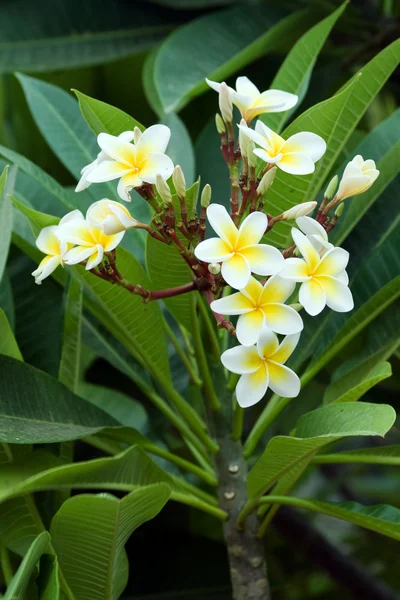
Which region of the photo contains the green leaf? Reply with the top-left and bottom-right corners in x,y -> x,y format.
10,197 -> 58,237
161,113 -> 195,185
0,166 -> 12,283
0,0 -> 174,73
0,496 -> 40,556
0,355 -> 118,443
148,4 -> 310,114
323,361 -> 392,404
50,485 -> 170,600
37,554 -> 60,600
314,445 -> 400,466
78,382 -> 148,433
266,39 -> 400,247
58,278 -> 83,393
0,309 -> 23,361
247,402 -> 396,502
0,274 -> 15,331
260,496 -> 400,542
262,2 -> 347,133
4,532 -> 50,600
74,89 -> 144,135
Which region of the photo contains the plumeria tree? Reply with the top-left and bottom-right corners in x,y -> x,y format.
0,3 -> 399,600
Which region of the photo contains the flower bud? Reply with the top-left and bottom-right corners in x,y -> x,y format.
156,174 -> 172,204
133,126 -> 142,144
219,82 -> 233,124
247,141 -> 257,169
215,113 -> 226,135
201,184 -> 212,208
172,165 -> 186,199
334,202 -> 344,217
336,155 -> 379,201
324,175 -> 338,200
281,201 -> 317,220
257,166 -> 277,196
238,118 -> 249,159
208,263 -> 221,275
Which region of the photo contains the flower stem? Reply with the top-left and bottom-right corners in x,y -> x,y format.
164,318 -> 202,386
1,547 -> 13,586
231,403 -> 244,442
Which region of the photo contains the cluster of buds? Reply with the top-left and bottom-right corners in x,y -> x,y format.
32,75 -> 380,409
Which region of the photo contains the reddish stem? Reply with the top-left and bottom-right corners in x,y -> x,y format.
203,289 -> 236,335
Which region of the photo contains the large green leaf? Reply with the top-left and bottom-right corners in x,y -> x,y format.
147,4 -> 310,114
247,402 -> 395,502
259,496 -> 400,541
0,355 -> 118,443
0,166 -> 13,282
74,90 -> 144,135
37,554 -> 60,600
263,3 -> 347,133
3,532 -> 50,600
0,0 -> 174,73
58,278 -> 83,393
50,485 -> 170,600
0,495 -> 40,556
323,361 -> 392,404
0,308 -> 23,361
266,39 -> 400,248
314,445 -> 400,466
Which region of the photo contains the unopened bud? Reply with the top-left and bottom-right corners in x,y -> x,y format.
324,175 -> 338,200
133,126 -> 142,144
334,202 -> 344,217
215,113 -> 226,135
247,141 -> 257,169
257,166 -> 277,196
173,165 -> 186,199
201,184 -> 212,208
219,82 -> 233,124
156,174 -> 172,204
208,263 -> 221,275
238,118 -> 249,159
281,201 -> 317,220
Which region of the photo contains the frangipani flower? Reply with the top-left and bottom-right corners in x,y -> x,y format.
206,76 -> 298,122
59,211 -> 125,270
296,215 -> 333,255
75,131 -> 135,193
211,275 -> 303,346
31,210 -> 82,284
281,228 -> 353,316
221,329 -> 301,407
336,155 -> 380,201
239,120 -> 326,175
81,125 -> 174,202
87,199 -> 140,235
194,204 -> 284,289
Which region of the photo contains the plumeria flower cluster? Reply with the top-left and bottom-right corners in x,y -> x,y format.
32,74 -> 380,410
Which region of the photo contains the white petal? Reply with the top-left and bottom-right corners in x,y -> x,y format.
267,361 -> 300,398
210,292 -> 254,316
235,76 -> 260,98
336,175 -> 373,200
87,160 -> 132,183
220,344 -> 262,374
64,245 -> 96,265
139,153 -> 174,184
263,303 -> 303,335
318,276 -> 354,313
241,276 -> 263,303
238,124 -> 269,150
296,216 -> 328,242
257,327 -> 279,359
257,89 -> 298,112
35,226 -> 61,256
103,231 -> 125,252
280,257 -> 310,282
59,210 -> 84,225
221,254 -> 251,289
205,78 -> 222,93
237,211 -> 268,247
299,278 -> 326,316
97,133 -> 136,166
314,247 -> 349,278
278,152 -> 315,175
135,124 -> 171,157
291,228 -> 320,271
235,365 -> 269,408
86,245 -> 104,270
32,255 -> 60,284
118,130 -> 135,143
236,310 -> 265,346
117,172 -> 143,201
336,270 -> 349,285
194,238 -> 233,263
206,204 -> 238,246
270,332 -> 301,364
260,274 -> 296,304
240,244 -> 284,276
283,132 -> 326,162
308,235 -> 334,255
253,148 -> 276,164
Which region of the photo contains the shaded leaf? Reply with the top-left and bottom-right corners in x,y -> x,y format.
0,308 -> 23,361
0,165 -> 13,282
323,361 -> 392,404
4,532 -> 50,600
58,278 -> 83,393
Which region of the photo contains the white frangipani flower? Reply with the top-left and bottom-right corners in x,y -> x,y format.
296,215 -> 333,255
281,228 -> 353,316
336,155 -> 380,201
59,211 -> 125,270
211,275 -> 303,346
206,76 -> 298,122
194,204 -> 284,289
81,125 -> 174,202
239,120 -> 326,175
221,328 -> 301,407
31,210 -> 82,284
75,131 -> 135,193
86,199 -> 141,235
